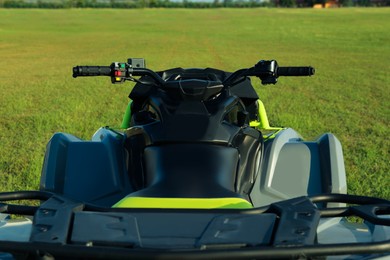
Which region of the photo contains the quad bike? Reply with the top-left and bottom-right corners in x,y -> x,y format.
0,59 -> 389,259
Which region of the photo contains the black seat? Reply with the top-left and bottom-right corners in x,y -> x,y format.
128,144 -> 243,199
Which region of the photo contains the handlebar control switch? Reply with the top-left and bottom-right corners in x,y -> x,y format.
255,60 -> 278,85
111,62 -> 127,84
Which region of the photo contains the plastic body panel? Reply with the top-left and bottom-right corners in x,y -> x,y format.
113,197 -> 253,209
250,128 -> 347,207
40,127 -> 133,206
0,214 -> 32,242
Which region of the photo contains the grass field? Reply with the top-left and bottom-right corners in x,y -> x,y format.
0,8 -> 389,199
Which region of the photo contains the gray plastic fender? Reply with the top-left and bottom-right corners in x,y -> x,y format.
250,128 -> 347,207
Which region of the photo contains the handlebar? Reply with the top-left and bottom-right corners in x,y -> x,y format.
73,63 -> 165,85
128,68 -> 165,85
72,66 -> 111,77
72,59 -> 315,87
277,66 -> 315,77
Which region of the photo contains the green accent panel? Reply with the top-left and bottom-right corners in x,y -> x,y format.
250,100 -> 284,140
121,101 -> 132,129
113,197 -> 253,209
257,99 -> 270,129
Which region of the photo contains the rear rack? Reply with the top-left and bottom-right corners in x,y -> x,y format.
0,192 -> 389,259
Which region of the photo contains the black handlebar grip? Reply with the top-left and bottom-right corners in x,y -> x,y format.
72,66 -> 112,78
277,66 -> 315,77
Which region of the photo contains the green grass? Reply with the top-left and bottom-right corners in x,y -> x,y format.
0,8 -> 389,199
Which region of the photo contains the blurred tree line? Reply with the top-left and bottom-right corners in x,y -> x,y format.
0,0 -> 388,8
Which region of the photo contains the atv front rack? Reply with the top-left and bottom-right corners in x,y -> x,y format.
0,192 -> 389,259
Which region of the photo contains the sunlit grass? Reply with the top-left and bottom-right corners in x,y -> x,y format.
0,8 -> 389,199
